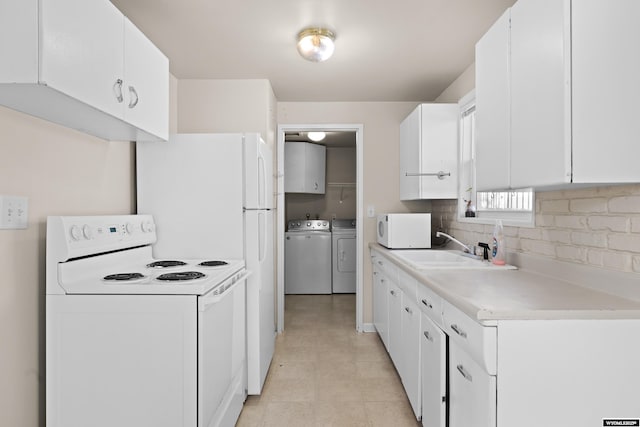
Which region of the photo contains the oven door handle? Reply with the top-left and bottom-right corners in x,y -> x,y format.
199,270 -> 251,311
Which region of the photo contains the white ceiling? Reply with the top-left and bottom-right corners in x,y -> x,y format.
111,0 -> 515,102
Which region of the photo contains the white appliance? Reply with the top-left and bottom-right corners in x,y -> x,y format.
377,213 -> 432,249
331,219 -> 356,293
136,133 -> 275,396
46,215 -> 248,427
285,219 -> 332,294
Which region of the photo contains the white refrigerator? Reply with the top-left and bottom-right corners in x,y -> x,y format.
136,133 -> 275,395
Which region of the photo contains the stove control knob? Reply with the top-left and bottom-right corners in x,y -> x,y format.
142,221 -> 155,233
125,222 -> 135,234
70,225 -> 82,241
82,225 -> 93,239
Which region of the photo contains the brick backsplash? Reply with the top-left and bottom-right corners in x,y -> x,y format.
431,184 -> 640,273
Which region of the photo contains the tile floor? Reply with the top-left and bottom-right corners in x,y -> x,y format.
236,294 -> 421,427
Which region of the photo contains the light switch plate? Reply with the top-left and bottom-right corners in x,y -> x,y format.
0,195 -> 29,229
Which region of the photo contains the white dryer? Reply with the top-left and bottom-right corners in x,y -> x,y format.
285,219 -> 332,294
331,219 -> 356,293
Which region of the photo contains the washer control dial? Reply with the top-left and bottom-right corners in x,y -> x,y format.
70,225 -> 82,241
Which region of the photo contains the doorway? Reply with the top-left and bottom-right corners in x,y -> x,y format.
276,124 -> 364,333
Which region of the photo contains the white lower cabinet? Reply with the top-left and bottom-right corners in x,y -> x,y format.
387,280 -> 403,371
449,341 -> 496,427
420,314 -> 446,427
400,294 -> 421,419
372,266 -> 389,350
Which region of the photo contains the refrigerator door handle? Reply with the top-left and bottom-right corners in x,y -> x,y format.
258,153 -> 266,208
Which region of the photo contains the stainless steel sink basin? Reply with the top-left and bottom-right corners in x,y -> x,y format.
391,249 -> 516,270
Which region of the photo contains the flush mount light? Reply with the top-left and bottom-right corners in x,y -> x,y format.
296,28 -> 336,62
307,131 -> 326,142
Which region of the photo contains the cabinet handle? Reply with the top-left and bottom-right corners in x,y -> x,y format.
423,330 -> 433,342
421,298 -> 433,309
373,271 -> 378,276
113,79 -> 124,103
380,279 -> 385,283
405,171 -> 451,180
456,364 -> 473,382
389,290 -> 395,296
128,86 -> 139,108
404,306 -> 412,314
378,260 -> 383,265
450,324 -> 467,339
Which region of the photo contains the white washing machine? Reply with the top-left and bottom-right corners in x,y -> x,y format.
331,219 -> 356,293
285,219 -> 332,294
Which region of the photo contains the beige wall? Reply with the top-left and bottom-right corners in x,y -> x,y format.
278,102 -> 433,323
177,79 -> 277,148
432,62 -> 640,274
0,107 -> 135,427
286,146 -> 357,221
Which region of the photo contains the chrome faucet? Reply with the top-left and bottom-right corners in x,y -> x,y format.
435,231 -> 473,254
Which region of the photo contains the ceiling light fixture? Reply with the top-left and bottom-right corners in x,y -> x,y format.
307,131 -> 326,142
296,28 -> 336,62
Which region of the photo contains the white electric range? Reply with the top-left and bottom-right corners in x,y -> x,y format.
46,214 -> 248,427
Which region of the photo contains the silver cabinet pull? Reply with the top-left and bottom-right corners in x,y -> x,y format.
404,306 -> 412,314
128,86 -> 139,108
456,364 -> 473,382
421,298 -> 433,309
113,79 -> 123,103
450,324 -> 467,338
423,331 -> 433,342
405,171 -> 451,180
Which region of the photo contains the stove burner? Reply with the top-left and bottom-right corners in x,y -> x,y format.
146,260 -> 188,268
156,271 -> 206,282
103,273 -> 146,281
198,260 -> 228,267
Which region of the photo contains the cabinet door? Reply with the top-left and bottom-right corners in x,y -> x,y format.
401,295 -> 421,420
449,341 -> 496,427
123,18 -> 169,141
387,281 -> 402,371
475,9 -> 511,191
421,314 -> 446,427
305,143 -> 326,193
510,0 -> 571,188
40,0 -> 124,119
418,104 -> 458,199
400,106 -> 421,200
571,0 -> 640,183
372,268 -> 389,350
284,143 -> 305,193
400,104 -> 458,200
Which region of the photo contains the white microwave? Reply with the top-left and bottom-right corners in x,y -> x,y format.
377,213 -> 431,249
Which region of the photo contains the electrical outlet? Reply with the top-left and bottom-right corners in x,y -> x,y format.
0,195 -> 29,229
367,205 -> 376,218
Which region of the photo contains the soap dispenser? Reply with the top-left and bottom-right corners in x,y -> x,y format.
491,220 -> 506,265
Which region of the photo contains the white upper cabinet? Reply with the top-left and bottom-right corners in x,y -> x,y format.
400,104 -> 458,200
475,9 -> 511,191
123,18 -> 169,141
476,0 -> 640,190
284,142 -> 326,194
0,0 -> 168,142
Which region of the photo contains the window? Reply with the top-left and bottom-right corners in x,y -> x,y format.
458,91 -> 535,227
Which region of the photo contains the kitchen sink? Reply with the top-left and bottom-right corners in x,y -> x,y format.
391,249 -> 516,270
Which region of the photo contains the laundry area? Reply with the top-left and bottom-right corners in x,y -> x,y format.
283,131 -> 357,295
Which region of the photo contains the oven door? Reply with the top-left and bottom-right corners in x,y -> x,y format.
197,271 -> 249,427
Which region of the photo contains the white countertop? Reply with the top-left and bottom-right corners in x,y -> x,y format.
370,243 -> 640,322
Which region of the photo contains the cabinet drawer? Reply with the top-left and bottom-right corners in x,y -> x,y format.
417,282 -> 443,328
442,300 -> 496,375
397,269 -> 417,302
372,253 -> 398,283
